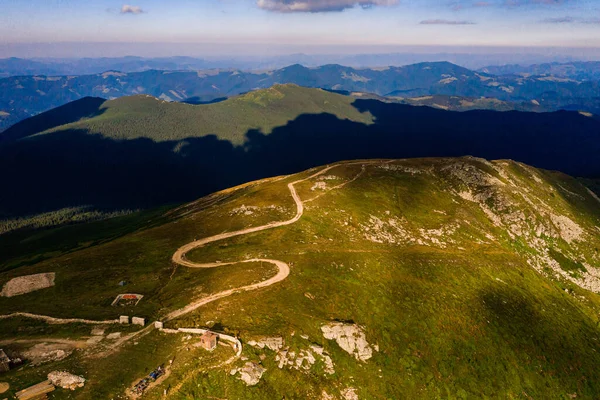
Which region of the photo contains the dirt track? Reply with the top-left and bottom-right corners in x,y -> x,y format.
0,161 -> 374,347
0,312 -> 118,325
167,163 -> 345,320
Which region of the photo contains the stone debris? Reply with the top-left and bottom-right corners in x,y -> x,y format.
106,332 -> 122,340
439,160 -> 600,292
247,337 -> 284,352
230,204 -> 286,216
311,182 -> 328,191
319,175 -> 340,181
86,336 -> 103,345
47,371 -> 85,390
22,343 -> 73,366
310,345 -> 335,374
378,163 -> 429,175
321,323 -> 373,362
236,362 -> 266,386
550,214 -> 584,244
341,387 -> 359,400
91,327 -> 105,336
321,390 -> 335,400
230,204 -> 259,216
361,215 -> 410,245
1,273 -> 55,297
274,343 -> 335,374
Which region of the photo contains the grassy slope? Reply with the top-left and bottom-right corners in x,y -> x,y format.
1,157 -> 600,399
36,85 -> 374,145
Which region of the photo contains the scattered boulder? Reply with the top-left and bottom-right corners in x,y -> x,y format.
247,337 -> 284,351
47,371 -> 85,390
237,362 -> 265,386
310,345 -> 335,374
321,323 -> 373,361
341,387 -> 359,400
106,332 -> 122,340
1,273 -> 55,297
321,391 -> 335,400
22,343 -> 73,366
91,327 -> 105,336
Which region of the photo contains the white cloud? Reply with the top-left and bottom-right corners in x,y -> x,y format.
420,19 -> 476,25
120,5 -> 144,14
256,0 -> 398,13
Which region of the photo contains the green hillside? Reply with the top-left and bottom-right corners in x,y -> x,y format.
33,84 -> 374,145
1,157 -> 600,399
2,84 -> 600,222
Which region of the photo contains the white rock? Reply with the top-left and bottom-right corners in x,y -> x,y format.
341,387 -> 359,400
238,362 -> 266,386
47,371 -> 85,390
321,323 -> 373,361
247,337 -> 284,351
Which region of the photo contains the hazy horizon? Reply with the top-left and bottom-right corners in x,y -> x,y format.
2,43 -> 600,69
2,0 -> 600,59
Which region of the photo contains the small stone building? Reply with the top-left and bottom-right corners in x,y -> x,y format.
199,331 -> 218,351
0,349 -> 10,373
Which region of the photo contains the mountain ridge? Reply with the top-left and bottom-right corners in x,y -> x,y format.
2,61 -> 600,132
1,85 -> 600,220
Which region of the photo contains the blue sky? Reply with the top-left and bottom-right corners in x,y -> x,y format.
1,0 -> 599,53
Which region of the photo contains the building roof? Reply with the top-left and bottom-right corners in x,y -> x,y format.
200,331 -> 218,340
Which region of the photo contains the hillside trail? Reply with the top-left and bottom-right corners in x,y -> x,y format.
2,160 -> 381,361
166,161 -> 374,321
0,312 -> 118,325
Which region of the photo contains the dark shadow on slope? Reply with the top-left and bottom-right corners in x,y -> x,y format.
1,101 -> 600,217
0,97 -> 107,142
182,96 -> 228,105
475,285 -> 600,396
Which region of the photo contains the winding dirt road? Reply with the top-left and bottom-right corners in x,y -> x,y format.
1,161 -> 374,338
166,163 -> 344,321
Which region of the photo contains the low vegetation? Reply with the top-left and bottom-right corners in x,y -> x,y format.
1,157 -> 600,399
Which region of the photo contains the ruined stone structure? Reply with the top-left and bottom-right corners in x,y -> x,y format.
199,331 -> 218,351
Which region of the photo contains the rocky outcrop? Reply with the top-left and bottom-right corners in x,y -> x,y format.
321,323 -> 373,362
1,273 -> 55,297
236,362 -> 265,386
247,337 -> 284,352
341,387 -> 359,400
47,371 -> 85,390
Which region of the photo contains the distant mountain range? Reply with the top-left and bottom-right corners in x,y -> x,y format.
2,61 -> 600,132
2,85 -> 599,219
3,53 -> 595,78
480,61 -> 600,81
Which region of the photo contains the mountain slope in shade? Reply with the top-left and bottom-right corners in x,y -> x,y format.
1,85 -> 599,219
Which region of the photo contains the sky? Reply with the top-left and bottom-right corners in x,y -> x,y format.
1,0 -> 600,57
